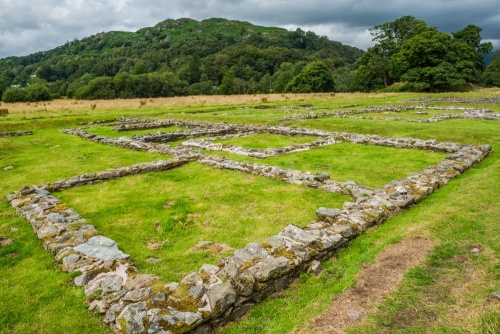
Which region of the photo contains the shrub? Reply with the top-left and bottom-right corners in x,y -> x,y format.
75,77 -> 116,100
2,87 -> 28,102
26,83 -> 52,102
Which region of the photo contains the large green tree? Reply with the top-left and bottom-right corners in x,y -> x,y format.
218,69 -> 236,95
452,24 -> 493,81
483,50 -> 500,87
357,16 -> 432,88
284,61 -> 335,93
0,78 -> 6,99
391,30 -> 475,91
370,15 -> 430,57
355,45 -> 391,87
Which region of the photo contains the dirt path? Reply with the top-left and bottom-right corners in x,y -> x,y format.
309,237 -> 434,334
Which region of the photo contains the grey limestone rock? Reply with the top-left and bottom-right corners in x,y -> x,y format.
165,282 -> 180,292
207,282 -> 237,316
85,264 -> 129,296
199,264 -> 220,276
247,256 -> 291,282
47,213 -> 67,223
229,271 -> 256,297
74,272 -> 92,287
313,173 -> 330,182
233,242 -> 269,264
37,224 -> 64,239
182,272 -> 203,286
123,287 -> 152,302
152,291 -> 166,304
116,301 -> 147,334
74,235 -> 129,261
488,291 -> 500,300
315,207 -> 343,220
279,224 -> 318,246
189,285 -> 206,299
307,260 -> 322,276
168,311 -> 203,325
264,235 -> 286,249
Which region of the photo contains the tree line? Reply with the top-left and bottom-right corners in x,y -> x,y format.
351,16 -> 495,92
0,16 -> 498,102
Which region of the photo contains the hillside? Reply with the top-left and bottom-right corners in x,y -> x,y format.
0,18 -> 364,98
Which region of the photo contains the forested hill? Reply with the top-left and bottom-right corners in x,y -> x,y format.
0,17 -> 363,99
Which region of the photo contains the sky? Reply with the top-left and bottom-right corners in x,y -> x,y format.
0,0 -> 498,59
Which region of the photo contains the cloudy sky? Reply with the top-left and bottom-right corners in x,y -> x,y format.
0,0 -> 498,59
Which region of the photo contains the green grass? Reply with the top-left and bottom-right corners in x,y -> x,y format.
207,142 -> 446,188
86,125 -> 188,138
343,154 -> 500,334
214,133 -> 319,149
0,129 -> 167,195
221,145 -> 499,334
0,200 -> 111,334
57,163 -> 348,282
362,108 -> 465,120
0,91 -> 498,334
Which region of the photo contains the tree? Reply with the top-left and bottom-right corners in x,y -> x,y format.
66,73 -> 95,98
2,87 -> 27,102
159,72 -> 188,97
0,78 -> 6,99
113,72 -> 136,98
332,67 -> 354,92
218,69 -> 236,94
370,16 -> 430,57
362,16 -> 432,87
452,24 -> 493,81
189,81 -> 215,95
391,30 -> 475,91
352,65 -> 385,92
74,77 -> 116,99
187,55 -> 201,84
257,73 -> 273,93
355,45 -> 391,87
26,83 -> 52,101
284,61 -> 335,93
483,59 -> 500,87
272,62 -> 295,93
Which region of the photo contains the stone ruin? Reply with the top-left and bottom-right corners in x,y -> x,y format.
7,117 -> 492,333
286,105 -> 500,123
1,130 -> 34,137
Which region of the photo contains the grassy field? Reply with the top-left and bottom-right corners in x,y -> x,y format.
0,91 -> 499,334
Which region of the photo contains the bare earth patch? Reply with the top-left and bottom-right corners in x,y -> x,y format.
310,237 -> 434,334
0,237 -> 13,246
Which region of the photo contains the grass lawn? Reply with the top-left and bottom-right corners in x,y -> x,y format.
213,133 -> 320,149
57,163 -> 347,282
86,125 -> 189,138
0,91 -> 498,334
207,142 -> 446,188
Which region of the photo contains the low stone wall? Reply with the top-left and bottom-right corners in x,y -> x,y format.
1,130 -> 34,137
61,128 -> 202,158
290,105 -> 500,123
409,96 -> 500,104
8,119 -> 493,334
43,158 -> 191,192
111,117 -> 333,138
78,119 -> 119,126
182,137 -> 338,158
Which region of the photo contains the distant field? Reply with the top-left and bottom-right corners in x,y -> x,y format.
1,90 -> 498,334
